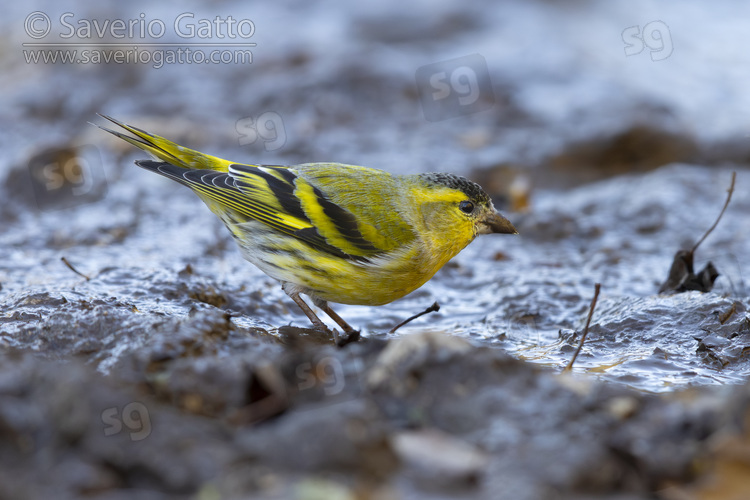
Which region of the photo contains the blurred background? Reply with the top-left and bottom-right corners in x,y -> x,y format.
2,1 -> 750,498
4,0 -> 750,188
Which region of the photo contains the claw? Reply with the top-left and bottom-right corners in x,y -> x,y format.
335,330 -> 361,348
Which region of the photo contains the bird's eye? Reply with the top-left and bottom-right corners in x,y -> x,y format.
459,201 -> 474,214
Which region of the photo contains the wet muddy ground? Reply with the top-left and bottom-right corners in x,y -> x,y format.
2,1 -> 750,499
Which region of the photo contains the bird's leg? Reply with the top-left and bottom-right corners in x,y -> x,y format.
313,298 -> 361,346
281,284 -> 330,333
316,301 -> 356,334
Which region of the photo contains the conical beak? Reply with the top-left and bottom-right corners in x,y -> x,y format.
479,211 -> 518,235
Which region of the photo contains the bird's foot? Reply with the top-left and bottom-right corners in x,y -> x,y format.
332,329 -> 361,348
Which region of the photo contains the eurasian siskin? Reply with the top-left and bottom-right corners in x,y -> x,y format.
97,115 -> 517,343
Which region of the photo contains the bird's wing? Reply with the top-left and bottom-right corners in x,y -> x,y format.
230,163 -> 387,259
135,160 -> 386,261
96,115 -> 409,260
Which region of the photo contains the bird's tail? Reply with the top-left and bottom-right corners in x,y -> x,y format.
95,114 -> 234,172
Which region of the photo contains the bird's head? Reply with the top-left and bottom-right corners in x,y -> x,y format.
412,172 -> 517,248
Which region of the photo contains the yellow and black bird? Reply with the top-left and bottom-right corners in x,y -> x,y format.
97,115 -> 517,343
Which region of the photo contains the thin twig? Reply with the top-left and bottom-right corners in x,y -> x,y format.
61,257 -> 90,281
389,302 -> 440,333
691,171 -> 736,254
564,283 -> 601,373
